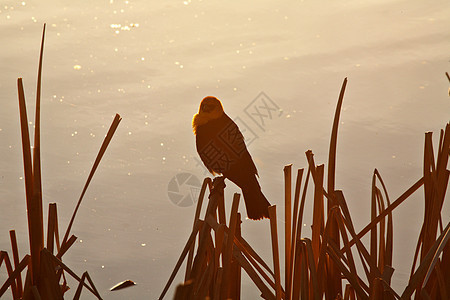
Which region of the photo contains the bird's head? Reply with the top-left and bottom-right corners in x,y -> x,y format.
192,96 -> 224,134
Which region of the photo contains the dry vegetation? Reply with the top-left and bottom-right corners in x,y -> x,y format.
160,78 -> 450,299
0,25 -> 121,299
1,25 -> 449,300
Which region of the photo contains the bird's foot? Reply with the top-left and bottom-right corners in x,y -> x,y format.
209,176 -> 226,198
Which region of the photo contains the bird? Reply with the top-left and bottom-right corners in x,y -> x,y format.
192,96 -> 271,220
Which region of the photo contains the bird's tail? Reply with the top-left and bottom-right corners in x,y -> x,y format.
241,177 -> 271,220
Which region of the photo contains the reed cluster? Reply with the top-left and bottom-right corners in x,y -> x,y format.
161,78 -> 450,299
0,25 -> 121,299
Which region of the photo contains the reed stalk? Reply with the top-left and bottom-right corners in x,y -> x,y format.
1,24 -> 120,299
160,79 -> 449,300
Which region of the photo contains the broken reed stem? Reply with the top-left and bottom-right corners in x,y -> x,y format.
73,272 -> 87,300
303,238 -> 321,300
185,177 -> 211,281
283,164 -> 292,300
42,249 -> 102,299
268,205 -> 282,300
205,214 -> 278,293
221,193 -> 240,299
39,248 -> 64,299
295,166 -> 310,245
56,234 -> 77,259
46,203 -> 59,254
311,164 -> 324,267
62,113 -> 122,246
233,213 -> 242,299
288,168 -> 303,299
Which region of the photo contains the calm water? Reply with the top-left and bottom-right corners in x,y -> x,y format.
1,0 -> 449,298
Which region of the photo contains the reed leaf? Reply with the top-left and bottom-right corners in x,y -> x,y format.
335,191 -> 384,287
370,170 -> 379,274
32,24 -> 46,265
374,169 -> 394,270
56,234 -> 77,259
328,77 -> 347,194
232,247 -> 276,300
433,262 -> 449,300
213,268 -> 223,299
326,77 -> 347,298
158,221 -> 201,300
0,254 -> 30,297
9,230 -> 23,297
73,272 -> 87,300
303,238 -> 321,300
344,284 -> 356,300
0,251 -> 17,299
62,113 -> 122,247
343,177 -> 424,252
206,214 -> 278,292
18,78 -> 43,285
332,208 -> 359,287
43,249 -> 102,299
327,242 -> 369,300
316,206 -> 339,296
402,222 -> 450,299
421,222 -> 450,289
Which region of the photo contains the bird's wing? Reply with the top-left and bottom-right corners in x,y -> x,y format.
195,113 -> 258,177
221,114 -> 258,176
195,124 -> 220,175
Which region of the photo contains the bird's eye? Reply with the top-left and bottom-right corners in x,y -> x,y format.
202,104 -> 211,112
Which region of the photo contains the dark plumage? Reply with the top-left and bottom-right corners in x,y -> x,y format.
192,96 -> 270,220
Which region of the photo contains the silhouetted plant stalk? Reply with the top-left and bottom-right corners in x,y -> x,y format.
161,78 -> 449,299
0,24 -> 121,299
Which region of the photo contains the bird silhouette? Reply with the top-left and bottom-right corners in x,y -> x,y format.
192,96 -> 270,220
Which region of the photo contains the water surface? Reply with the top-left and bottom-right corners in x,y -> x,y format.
1,0 -> 449,298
